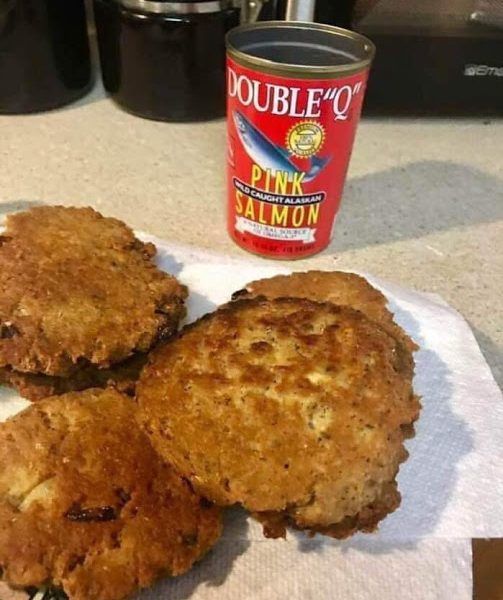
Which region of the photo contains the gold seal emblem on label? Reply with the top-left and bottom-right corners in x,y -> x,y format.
286,121 -> 325,158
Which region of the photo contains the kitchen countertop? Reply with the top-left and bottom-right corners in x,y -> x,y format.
0,68 -> 503,599
0,81 -> 502,390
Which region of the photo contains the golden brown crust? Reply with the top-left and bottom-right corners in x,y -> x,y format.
137,296 -> 419,538
234,270 -> 418,355
235,269 -> 420,425
254,478 -> 402,539
0,354 -> 147,402
0,206 -> 187,376
0,388 -> 222,600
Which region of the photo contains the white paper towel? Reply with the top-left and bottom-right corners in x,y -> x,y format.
0,520 -> 473,600
1,235 -> 498,599
141,511 -> 472,600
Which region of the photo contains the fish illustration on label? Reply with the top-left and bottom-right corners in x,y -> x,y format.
232,111 -> 330,183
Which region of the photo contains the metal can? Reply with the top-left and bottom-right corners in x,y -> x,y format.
226,21 -> 375,259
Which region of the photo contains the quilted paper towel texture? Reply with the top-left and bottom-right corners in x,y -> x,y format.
139,514 -> 472,600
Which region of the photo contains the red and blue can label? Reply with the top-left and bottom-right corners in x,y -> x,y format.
227,56 -> 369,259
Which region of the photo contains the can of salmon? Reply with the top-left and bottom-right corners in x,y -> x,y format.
226,21 -> 375,259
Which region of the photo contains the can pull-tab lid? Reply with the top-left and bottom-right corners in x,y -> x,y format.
227,21 -> 375,78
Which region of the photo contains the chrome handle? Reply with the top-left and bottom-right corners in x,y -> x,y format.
240,0 -> 316,23
285,0 -> 315,21
240,0 -> 265,22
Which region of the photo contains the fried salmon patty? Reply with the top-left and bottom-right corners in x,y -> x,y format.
0,353 -> 147,402
137,297 -> 419,538
236,270 -> 420,440
0,206 -> 187,377
234,270 -> 417,355
0,388 -> 222,600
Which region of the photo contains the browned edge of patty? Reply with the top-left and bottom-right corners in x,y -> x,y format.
0,353 -> 148,402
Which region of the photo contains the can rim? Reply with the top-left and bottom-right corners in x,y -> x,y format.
226,21 -> 375,79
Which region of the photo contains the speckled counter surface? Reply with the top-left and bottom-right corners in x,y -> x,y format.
1,81 -> 502,388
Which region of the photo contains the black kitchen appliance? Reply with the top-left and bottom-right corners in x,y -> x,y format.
352,0 -> 503,114
0,0 -> 92,114
250,0 -> 503,114
93,0 -> 240,122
